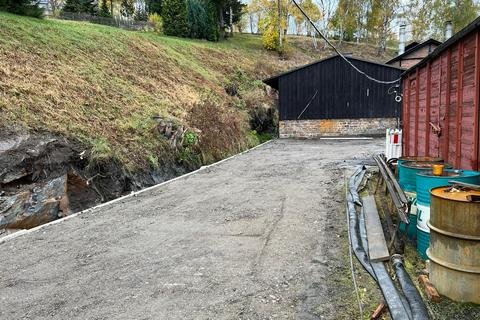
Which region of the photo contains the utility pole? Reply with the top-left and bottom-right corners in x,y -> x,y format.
278,0 -> 282,51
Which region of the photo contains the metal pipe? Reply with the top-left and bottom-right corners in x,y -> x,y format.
399,24 -> 406,55
373,155 -> 409,223
445,21 -> 453,40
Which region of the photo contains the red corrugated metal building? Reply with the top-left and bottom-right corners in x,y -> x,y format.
402,17 -> 480,170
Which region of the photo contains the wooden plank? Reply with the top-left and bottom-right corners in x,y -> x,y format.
418,275 -> 441,302
426,62 -> 432,154
370,302 -> 387,319
474,30 -> 480,170
415,68 -> 420,155
404,76 -> 410,155
444,48 -> 452,163
363,196 -> 390,262
456,41 -> 464,168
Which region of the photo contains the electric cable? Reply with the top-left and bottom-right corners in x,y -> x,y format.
344,170 -> 364,320
290,0 -> 402,85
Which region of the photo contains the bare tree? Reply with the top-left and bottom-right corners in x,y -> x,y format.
48,0 -> 65,16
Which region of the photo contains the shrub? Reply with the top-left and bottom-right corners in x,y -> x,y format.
147,154 -> 160,169
87,137 -> 114,168
148,13 -> 163,33
187,95 -> 249,163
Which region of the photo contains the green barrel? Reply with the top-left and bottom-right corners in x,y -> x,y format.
399,161 -> 452,192
397,156 -> 443,166
415,169 -> 480,260
399,191 -> 418,240
416,170 -> 480,206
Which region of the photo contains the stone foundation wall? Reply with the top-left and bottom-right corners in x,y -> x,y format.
279,118 -> 397,138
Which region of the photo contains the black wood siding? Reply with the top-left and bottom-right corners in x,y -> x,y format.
277,57 -> 403,120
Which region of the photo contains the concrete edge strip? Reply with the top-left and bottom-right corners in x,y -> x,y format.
0,140 -> 273,244
320,137 -> 374,140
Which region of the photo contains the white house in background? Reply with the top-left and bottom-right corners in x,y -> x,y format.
37,0 -> 52,15
37,0 -> 145,17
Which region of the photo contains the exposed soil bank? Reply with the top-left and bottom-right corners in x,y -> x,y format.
0,126 -> 186,232
0,139 -> 384,319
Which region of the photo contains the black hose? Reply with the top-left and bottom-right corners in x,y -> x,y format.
347,167 -> 377,279
391,255 -> 430,320
370,261 -> 413,320
347,166 -> 412,320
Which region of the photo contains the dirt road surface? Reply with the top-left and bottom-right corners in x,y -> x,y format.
0,139 -> 382,320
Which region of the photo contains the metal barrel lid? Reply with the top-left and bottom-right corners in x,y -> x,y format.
431,186 -> 480,202
398,156 -> 444,162
401,161 -> 452,169
417,169 -> 470,179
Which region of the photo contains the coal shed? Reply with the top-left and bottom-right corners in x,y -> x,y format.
264,55 -> 403,138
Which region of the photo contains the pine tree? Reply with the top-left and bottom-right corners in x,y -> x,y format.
120,0 -> 135,17
63,0 -> 97,14
146,0 -> 162,14
161,0 -> 190,37
0,0 -> 44,17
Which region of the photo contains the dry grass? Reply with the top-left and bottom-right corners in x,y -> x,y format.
0,12 -> 396,169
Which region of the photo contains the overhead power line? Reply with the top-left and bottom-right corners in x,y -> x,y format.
290,0 -> 403,85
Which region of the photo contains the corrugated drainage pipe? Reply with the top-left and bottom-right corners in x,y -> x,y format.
391,254 -> 430,320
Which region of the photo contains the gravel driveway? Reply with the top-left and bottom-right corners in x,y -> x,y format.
0,139 -> 382,320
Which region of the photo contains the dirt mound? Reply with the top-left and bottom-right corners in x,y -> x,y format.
0,127 -> 184,230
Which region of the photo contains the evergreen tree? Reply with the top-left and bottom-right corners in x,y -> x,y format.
146,0 -> 162,14
120,0 -> 135,17
187,0 -> 219,40
99,0 -> 111,17
0,0 -> 44,17
222,0 -> 245,32
63,0 -> 97,14
161,0 -> 190,37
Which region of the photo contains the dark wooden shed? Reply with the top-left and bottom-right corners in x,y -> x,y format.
264,55 -> 403,138
402,16 -> 480,170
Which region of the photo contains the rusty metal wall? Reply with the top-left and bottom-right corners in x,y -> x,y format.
403,29 -> 480,171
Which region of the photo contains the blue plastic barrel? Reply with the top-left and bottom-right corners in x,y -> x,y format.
415,169 -> 480,259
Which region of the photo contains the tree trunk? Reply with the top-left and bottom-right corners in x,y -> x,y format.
249,14 -> 254,34
229,6 -> 233,37
218,6 -> 225,39
277,0 -> 282,50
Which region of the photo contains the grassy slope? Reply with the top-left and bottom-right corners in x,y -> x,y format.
0,12 -> 396,168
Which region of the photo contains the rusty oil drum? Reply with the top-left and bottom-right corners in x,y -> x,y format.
427,186 -> 480,303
